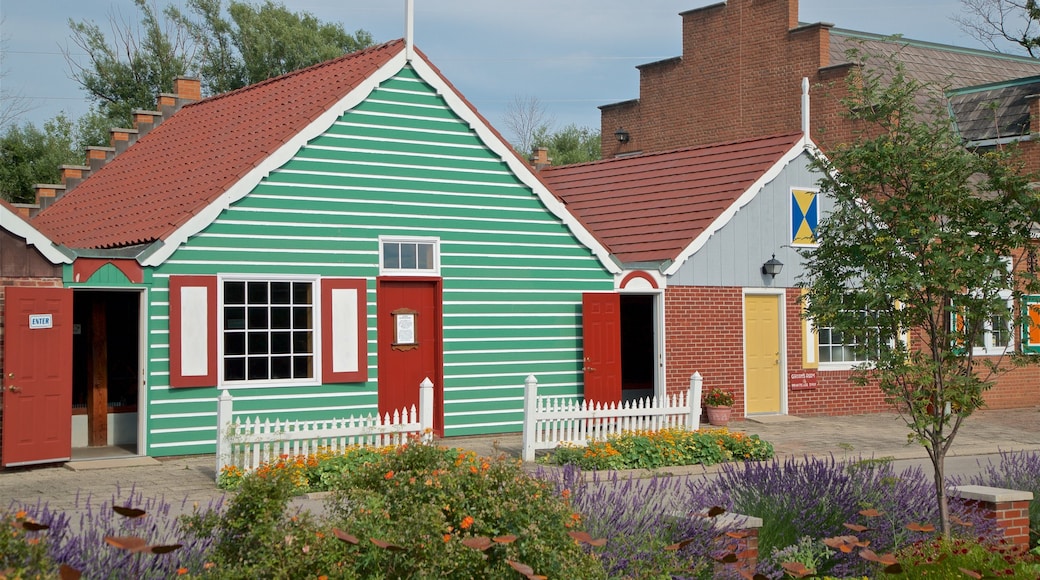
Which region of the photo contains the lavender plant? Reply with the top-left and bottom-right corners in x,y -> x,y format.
10,486 -> 220,578
539,465 -> 720,579
962,449 -> 1040,548
686,456 -> 999,578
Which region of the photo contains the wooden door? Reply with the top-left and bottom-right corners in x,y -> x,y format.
377,279 -> 443,434
745,294 -> 782,414
2,286 -> 73,466
582,293 -> 621,404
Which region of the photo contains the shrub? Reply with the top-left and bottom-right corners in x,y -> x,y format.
218,445 -> 405,493
0,508 -> 57,576
9,487 -> 218,579
686,455 -> 999,578
543,427 -> 774,470
888,536 -> 1040,578
540,465 -> 718,579
180,469 -> 335,579
963,449 -> 1040,548
322,439 -> 605,578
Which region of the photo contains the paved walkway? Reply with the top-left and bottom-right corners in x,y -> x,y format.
2,407 -> 1038,516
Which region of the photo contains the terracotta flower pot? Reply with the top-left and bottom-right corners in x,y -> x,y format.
706,405 -> 731,426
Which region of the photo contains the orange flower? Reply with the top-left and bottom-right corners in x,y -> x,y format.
443,533 -> 452,543
384,470 -> 394,480
460,516 -> 474,530
14,510 -> 26,520
469,466 -> 478,474
203,562 -> 215,570
561,488 -> 571,499
177,567 -> 189,575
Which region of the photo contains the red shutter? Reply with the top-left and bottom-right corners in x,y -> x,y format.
322,278 -> 368,383
169,276 -> 218,388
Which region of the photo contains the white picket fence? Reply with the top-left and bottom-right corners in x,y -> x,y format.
521,372 -> 703,461
215,378 -> 435,481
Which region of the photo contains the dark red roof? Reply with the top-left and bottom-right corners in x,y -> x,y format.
33,40 -> 405,250
541,133 -> 804,264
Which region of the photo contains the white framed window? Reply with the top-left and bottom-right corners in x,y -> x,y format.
817,307 -> 882,368
221,278 -> 316,385
379,236 -> 440,276
950,294 -> 1013,357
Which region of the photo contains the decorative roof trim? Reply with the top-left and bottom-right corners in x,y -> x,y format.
0,202 -> 72,264
406,56 -> 622,275
662,135 -> 820,277
140,50 -> 409,267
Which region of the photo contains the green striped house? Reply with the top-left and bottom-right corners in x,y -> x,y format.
20,39 -> 620,462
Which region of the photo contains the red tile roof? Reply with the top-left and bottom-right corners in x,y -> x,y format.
33,40 -> 405,250
541,133 -> 804,264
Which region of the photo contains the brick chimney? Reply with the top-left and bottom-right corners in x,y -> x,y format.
530,147 -> 551,171
109,128 -> 140,154
133,109 -> 163,138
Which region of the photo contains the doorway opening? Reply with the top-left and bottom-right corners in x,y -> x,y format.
71,290 -> 141,456
620,293 -> 657,402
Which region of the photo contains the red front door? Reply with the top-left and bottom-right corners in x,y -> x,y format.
377,279 -> 443,435
2,286 -> 73,466
582,293 -> 621,405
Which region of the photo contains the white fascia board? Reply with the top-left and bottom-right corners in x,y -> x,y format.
406,56 -> 622,275
0,207 -> 73,264
141,51 -> 410,267
663,138 -> 817,277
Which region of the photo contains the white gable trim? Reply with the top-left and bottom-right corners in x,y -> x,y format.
0,206 -> 73,264
406,57 -> 622,275
141,51 -> 410,267
662,135 -> 823,277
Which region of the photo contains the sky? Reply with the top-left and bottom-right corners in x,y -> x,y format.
0,0 -> 1027,141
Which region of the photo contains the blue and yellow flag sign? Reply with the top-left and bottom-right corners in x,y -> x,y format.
791,187 -> 819,247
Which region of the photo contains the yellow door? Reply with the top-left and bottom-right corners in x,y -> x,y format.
745,294 -> 782,414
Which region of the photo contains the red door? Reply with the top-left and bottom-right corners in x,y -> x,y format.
582,293 -> 621,405
2,286 -> 73,466
377,279 -> 443,435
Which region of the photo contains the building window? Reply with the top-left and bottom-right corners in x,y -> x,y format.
223,280 -> 314,383
380,237 -> 439,275
951,302 -> 1012,357
818,307 -> 881,366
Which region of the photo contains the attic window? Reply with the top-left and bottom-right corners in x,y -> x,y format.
380,237 -> 440,276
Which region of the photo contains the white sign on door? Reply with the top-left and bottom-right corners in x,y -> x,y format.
29,314 -> 53,329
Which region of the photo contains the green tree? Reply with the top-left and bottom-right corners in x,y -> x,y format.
167,0 -> 373,95
802,54 -> 1040,537
0,115 -> 81,204
532,123 -> 601,165
63,0 -> 193,133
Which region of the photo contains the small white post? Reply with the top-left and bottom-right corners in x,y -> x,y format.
801,77 -> 810,137
404,0 -> 415,61
216,389 -> 233,482
521,374 -> 538,461
419,377 -> 434,441
688,372 -> 703,431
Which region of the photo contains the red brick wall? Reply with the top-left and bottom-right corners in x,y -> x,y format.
664,285 -> 1038,416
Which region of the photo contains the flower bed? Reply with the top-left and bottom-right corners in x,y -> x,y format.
541,427 -> 775,470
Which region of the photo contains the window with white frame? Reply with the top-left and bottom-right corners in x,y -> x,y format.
817,306 -> 882,365
950,296 -> 1013,356
380,237 -> 439,275
222,279 -> 314,383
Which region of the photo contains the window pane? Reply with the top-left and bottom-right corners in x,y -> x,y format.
271,282 -> 291,304
271,307 -> 291,329
225,333 -> 245,356
294,356 -> 313,378
225,359 -> 245,381
401,243 -> 417,269
384,242 -> 400,269
271,332 -> 291,354
293,331 -> 312,353
248,332 -> 269,355
247,357 -> 268,380
271,357 -> 292,379
293,306 -> 312,329
417,243 -> 433,270
247,306 -> 268,329
225,281 -> 246,305
225,307 -> 246,330
247,281 -> 267,304
293,282 -> 312,305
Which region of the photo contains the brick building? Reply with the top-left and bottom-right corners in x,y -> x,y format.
599,0 -> 1040,160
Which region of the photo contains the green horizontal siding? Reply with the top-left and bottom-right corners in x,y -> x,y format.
143,65 -> 612,455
